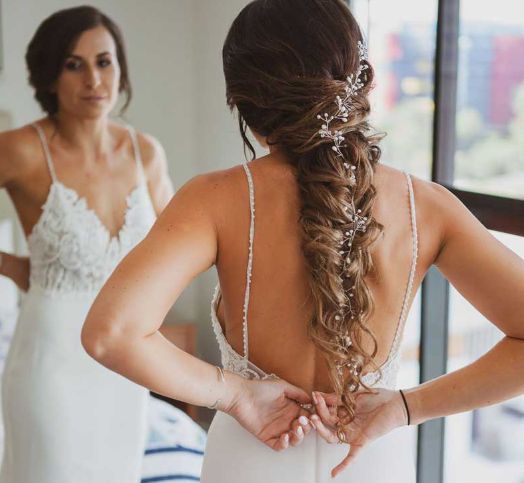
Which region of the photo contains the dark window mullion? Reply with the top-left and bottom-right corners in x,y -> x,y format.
418,268 -> 450,483
432,0 -> 460,186
419,1 -> 461,483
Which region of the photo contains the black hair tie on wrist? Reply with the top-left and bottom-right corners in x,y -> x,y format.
399,389 -> 411,426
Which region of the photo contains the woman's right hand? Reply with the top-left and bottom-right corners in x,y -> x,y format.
225,376 -> 313,451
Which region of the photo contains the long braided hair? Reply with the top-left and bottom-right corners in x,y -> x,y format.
223,0 -> 385,429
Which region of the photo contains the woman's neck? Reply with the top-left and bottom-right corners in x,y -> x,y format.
51,113 -> 112,159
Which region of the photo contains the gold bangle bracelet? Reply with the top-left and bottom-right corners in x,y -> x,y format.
207,366 -> 226,410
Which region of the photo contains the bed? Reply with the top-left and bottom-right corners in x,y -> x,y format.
141,323 -> 207,482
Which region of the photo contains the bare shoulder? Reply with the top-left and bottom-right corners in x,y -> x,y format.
401,170 -> 488,269
176,164 -> 246,205
163,164 -> 245,221
0,122 -> 43,187
128,129 -> 175,213
134,130 -> 168,177
374,163 -> 450,214
374,163 -> 455,265
407,173 -> 470,230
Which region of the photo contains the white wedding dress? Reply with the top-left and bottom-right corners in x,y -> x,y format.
201,163 -> 419,482
0,123 -> 156,483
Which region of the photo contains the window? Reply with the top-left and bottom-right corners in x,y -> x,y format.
454,0 -> 524,200
352,0 -> 438,179
445,232 -> 524,483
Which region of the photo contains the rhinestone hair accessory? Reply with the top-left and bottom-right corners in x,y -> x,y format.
317,40 -> 369,164
316,40 -> 370,382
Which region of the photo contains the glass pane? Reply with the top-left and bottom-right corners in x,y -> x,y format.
352,0 -> 438,179
445,231 -> 524,482
454,0 -> 524,199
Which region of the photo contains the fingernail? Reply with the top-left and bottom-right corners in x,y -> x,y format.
299,416 -> 309,426
312,392 -> 318,404
296,426 -> 303,436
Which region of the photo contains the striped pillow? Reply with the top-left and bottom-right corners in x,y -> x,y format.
142,396 -> 207,483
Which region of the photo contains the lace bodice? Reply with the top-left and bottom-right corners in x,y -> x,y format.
210,163 -> 418,390
27,123 -> 156,294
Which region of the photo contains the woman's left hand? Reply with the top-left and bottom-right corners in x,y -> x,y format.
305,389 -> 408,478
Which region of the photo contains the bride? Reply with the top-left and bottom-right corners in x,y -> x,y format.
82,0 -> 524,481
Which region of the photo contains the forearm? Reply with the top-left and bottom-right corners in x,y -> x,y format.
0,251 -> 29,292
404,336 -> 524,425
82,329 -> 245,413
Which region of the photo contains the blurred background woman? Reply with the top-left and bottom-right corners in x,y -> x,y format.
0,6 -> 173,482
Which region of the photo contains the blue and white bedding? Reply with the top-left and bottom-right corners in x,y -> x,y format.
142,396 -> 207,483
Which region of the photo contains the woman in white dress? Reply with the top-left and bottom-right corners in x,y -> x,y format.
81,0 -> 524,482
0,6 -> 173,483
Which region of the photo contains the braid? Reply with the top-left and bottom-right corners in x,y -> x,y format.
296,125 -> 384,429
223,0 -> 387,432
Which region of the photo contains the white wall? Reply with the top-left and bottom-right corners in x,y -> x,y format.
0,0 -> 260,369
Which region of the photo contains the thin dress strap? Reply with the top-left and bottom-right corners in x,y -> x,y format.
125,125 -> 146,181
388,172 -> 419,359
241,163 -> 256,360
31,123 -> 58,183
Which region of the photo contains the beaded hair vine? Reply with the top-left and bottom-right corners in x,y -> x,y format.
316,40 -> 370,379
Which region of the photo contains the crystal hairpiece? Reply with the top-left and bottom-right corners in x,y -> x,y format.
317,40 -> 369,160
316,40 -> 370,360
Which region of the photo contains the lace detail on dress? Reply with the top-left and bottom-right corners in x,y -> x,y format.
210,286 -> 276,380
28,182 -> 155,293
27,123 -> 156,294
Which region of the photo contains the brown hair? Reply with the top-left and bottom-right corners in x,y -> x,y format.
25,5 -> 132,117
223,0 -> 385,427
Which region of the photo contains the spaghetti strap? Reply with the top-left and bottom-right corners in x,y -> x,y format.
404,172 -> 418,313
31,123 -> 58,183
241,163 -> 256,360
404,172 -> 418,310
388,172 -> 419,359
125,125 -> 146,181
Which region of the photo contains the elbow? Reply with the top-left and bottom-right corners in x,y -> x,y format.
81,332 -> 102,362
81,318 -> 122,363
80,323 -> 107,362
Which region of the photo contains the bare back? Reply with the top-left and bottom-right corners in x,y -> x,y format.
213,155 -> 441,393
